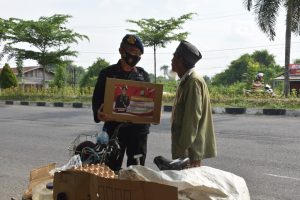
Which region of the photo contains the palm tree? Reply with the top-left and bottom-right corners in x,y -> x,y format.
244,0 -> 300,97
160,65 -> 169,79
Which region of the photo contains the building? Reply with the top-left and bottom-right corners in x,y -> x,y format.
274,64 -> 300,95
0,66 -> 55,89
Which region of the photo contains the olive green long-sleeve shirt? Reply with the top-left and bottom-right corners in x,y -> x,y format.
171,70 -> 217,161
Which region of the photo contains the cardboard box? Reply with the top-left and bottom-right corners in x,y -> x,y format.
103,78 -> 163,124
53,170 -> 178,200
22,163 -> 56,199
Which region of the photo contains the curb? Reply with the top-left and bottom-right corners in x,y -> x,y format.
0,100 -> 92,108
163,105 -> 173,112
36,102 -> 46,106
72,102 -> 83,108
1,100 -> 300,117
263,108 -> 286,115
225,107 -> 246,114
53,102 -> 64,107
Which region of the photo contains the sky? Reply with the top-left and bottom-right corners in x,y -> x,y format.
1,0 -> 300,77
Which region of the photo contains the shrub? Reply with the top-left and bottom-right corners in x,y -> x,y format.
0,63 -> 18,89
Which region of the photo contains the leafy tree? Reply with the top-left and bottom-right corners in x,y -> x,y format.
127,13 -> 195,82
80,58 -> 110,88
148,73 -> 156,83
244,0 -> 300,97
212,54 -> 255,85
156,75 -> 178,93
54,60 -> 86,87
0,18 -> 12,46
203,75 -> 211,85
294,58 -> 300,64
53,64 -> 66,88
1,14 -> 89,87
15,56 -> 23,78
251,49 -> 276,67
211,50 -> 282,88
0,19 -> 6,46
66,64 -> 85,87
15,56 -> 24,89
160,65 -> 170,79
0,63 -> 18,89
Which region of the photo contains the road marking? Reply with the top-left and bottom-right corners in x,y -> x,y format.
264,173 -> 300,181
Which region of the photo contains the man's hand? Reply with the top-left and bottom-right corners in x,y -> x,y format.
97,104 -> 115,121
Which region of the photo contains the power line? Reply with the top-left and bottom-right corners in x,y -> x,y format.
193,13 -> 248,21
77,41 -> 300,55
71,25 -> 128,29
70,12 -> 249,29
202,42 -> 300,52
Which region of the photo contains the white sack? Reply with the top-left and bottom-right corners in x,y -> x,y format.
119,165 -> 250,200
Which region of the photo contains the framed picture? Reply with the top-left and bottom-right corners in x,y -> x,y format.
103,78 -> 163,124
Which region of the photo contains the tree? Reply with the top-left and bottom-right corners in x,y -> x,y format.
160,65 -> 170,79
0,18 -> 7,46
211,50 -> 282,87
203,75 -> 211,85
294,58 -> 300,64
15,56 -> 23,78
15,56 -> 24,90
251,49 -> 277,67
80,58 -> 110,88
148,73 -> 156,83
244,0 -> 300,97
127,13 -> 195,82
212,54 -> 256,86
53,64 -> 66,88
66,64 -> 85,88
0,63 -> 18,89
0,18 -> 12,61
1,14 -> 89,87
155,75 -> 178,93
53,60 -> 86,87
0,18 -> 11,46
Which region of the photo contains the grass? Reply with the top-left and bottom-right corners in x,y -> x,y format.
210,97 -> 300,109
1,87 -> 300,109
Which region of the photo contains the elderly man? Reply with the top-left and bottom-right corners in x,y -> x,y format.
171,40 -> 217,168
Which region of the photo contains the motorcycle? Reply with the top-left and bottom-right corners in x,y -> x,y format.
153,156 -> 190,170
68,124 -> 123,166
244,84 -> 276,97
69,123 -> 190,171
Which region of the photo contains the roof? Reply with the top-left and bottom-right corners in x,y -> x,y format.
274,75 -> 300,81
0,66 -> 54,74
11,66 -> 40,74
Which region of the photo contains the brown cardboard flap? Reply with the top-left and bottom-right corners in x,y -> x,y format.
30,163 -> 55,181
54,170 -> 178,200
53,170 -> 91,200
23,163 -> 56,199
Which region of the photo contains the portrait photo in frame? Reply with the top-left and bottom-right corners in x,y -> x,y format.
103,78 -> 163,124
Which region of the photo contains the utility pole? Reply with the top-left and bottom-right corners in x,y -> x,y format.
73,66 -> 76,88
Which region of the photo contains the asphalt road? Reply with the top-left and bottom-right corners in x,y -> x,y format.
0,104 -> 299,200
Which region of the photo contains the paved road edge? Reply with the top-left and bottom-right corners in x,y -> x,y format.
1,100 -> 300,117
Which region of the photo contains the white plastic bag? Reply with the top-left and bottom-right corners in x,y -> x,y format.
49,155 -> 82,175
119,165 -> 250,200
